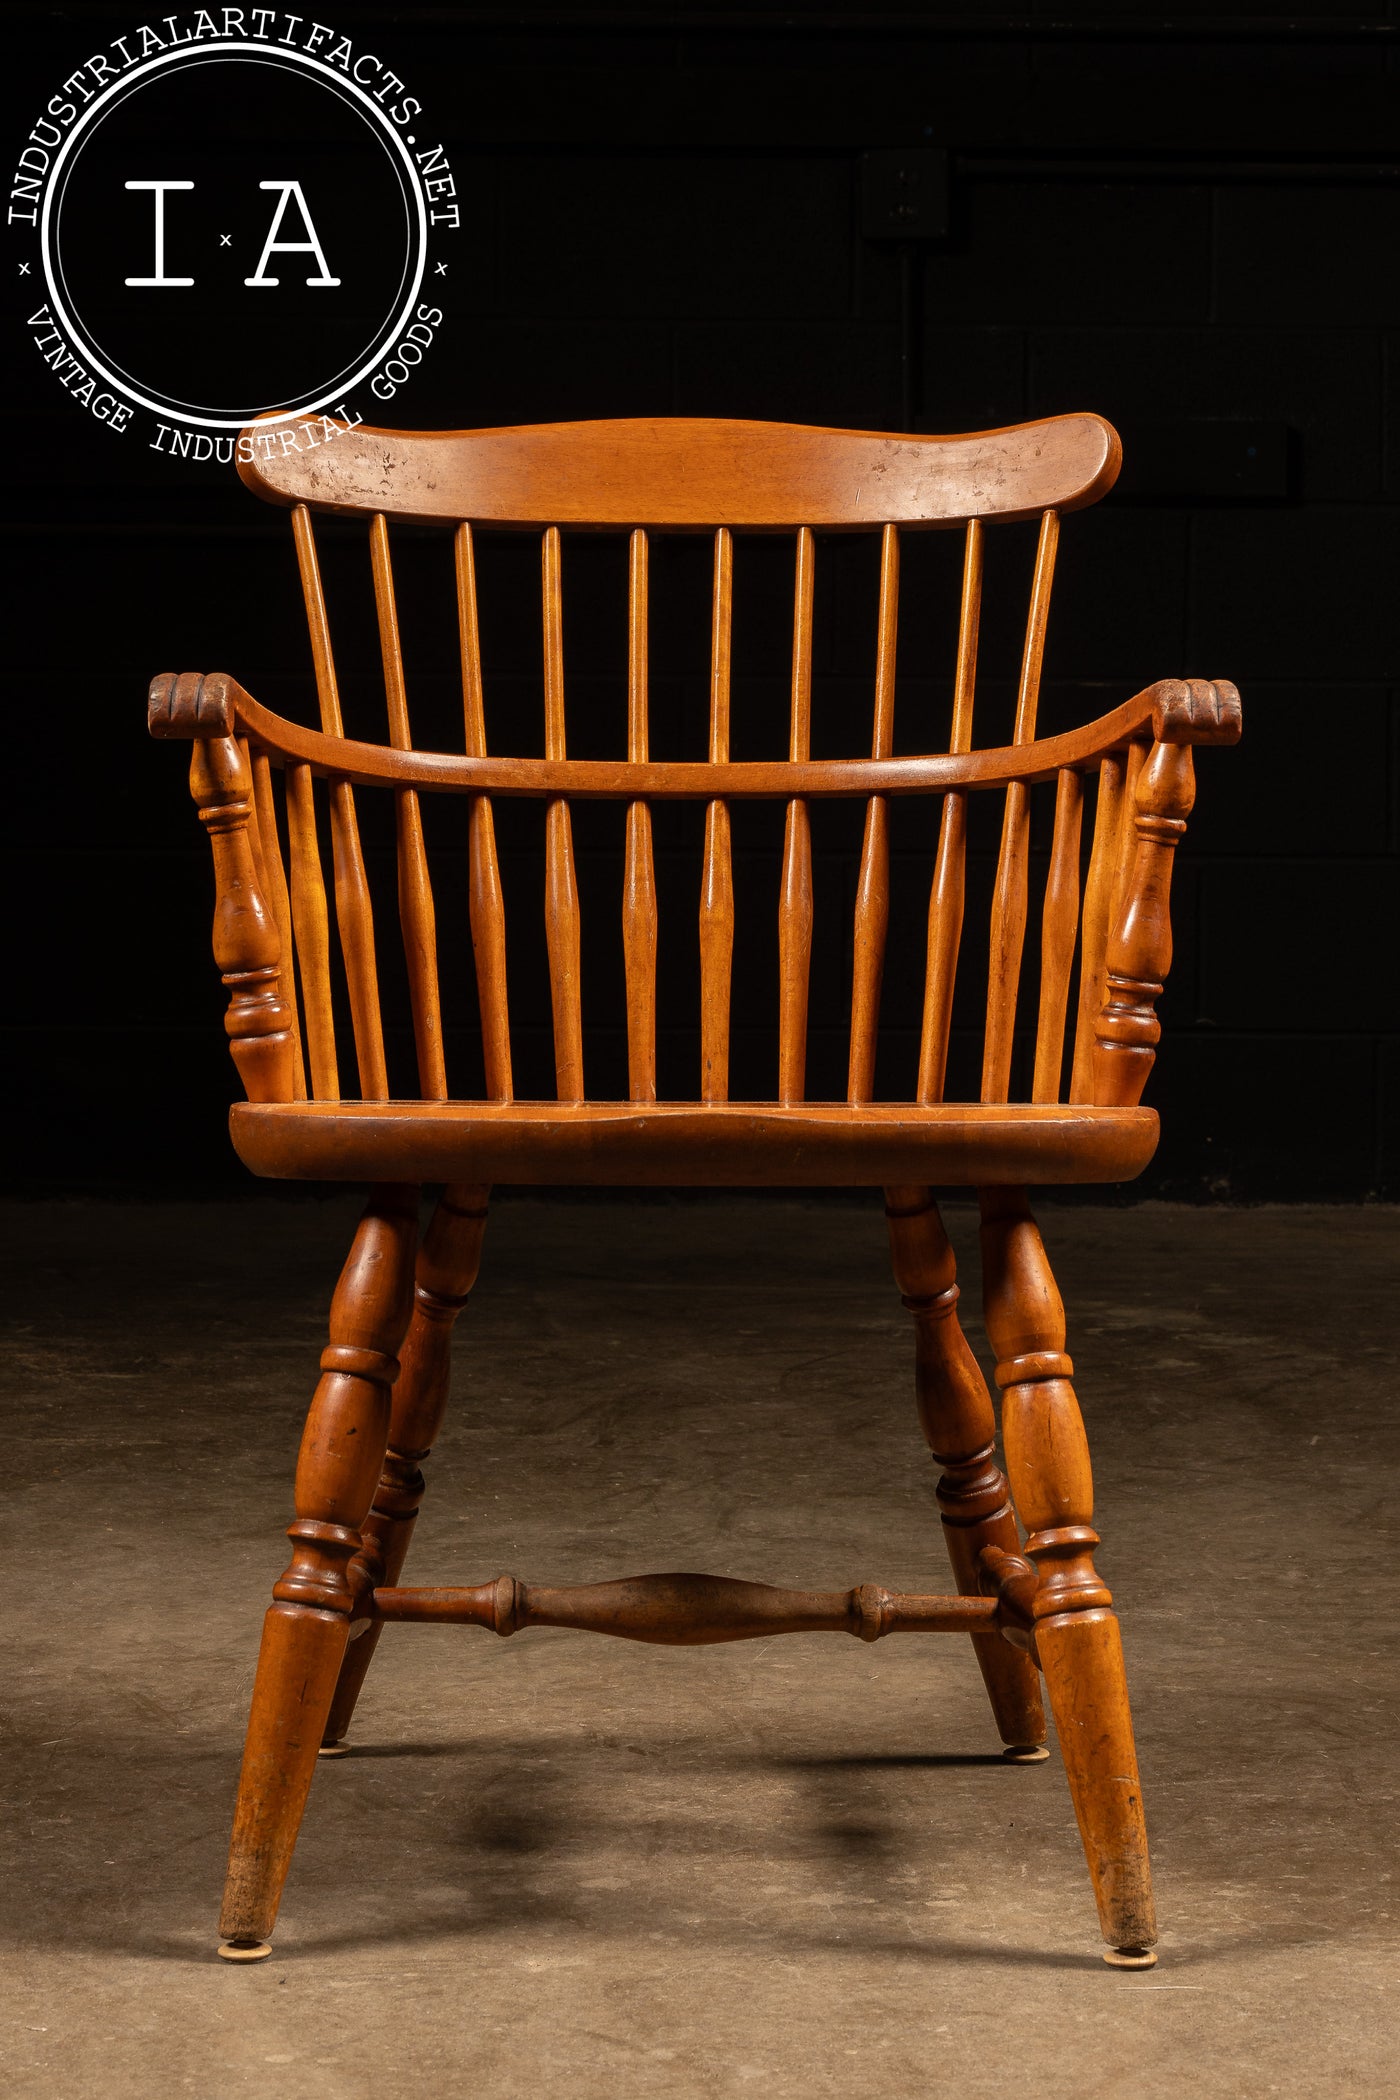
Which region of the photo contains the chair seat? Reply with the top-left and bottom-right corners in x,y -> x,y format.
230,1099 -> 1158,1186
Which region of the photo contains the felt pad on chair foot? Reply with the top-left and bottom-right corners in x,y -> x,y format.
218,1940 -> 273,1963
1103,1946 -> 1158,1969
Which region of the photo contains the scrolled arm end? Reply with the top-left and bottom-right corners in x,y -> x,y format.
1149,677 -> 1241,747
147,671 -> 250,740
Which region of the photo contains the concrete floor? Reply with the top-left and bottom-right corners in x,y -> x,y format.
2,1194 -> 1397,2098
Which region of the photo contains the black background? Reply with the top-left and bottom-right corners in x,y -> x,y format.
4,3 -> 1398,1198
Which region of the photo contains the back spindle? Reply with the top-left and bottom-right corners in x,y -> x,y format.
247,745 -> 307,1100
1032,766 -> 1085,1103
284,761 -> 339,1100
918,518 -> 982,1103
623,529 -> 658,1103
848,524 -> 899,1104
1111,738 -> 1149,929
370,514 -> 447,1100
778,527 -> 815,1104
291,504 -> 388,1100
542,527 -> 584,1100
981,508 -> 1059,1104
1069,751 -> 1128,1103
699,528 -> 735,1103
455,523 -> 513,1102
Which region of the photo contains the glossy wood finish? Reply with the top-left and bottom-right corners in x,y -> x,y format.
229,1098 -> 1160,1188
885,1187 -> 1046,1754
980,1186 -> 1157,1960
623,530 -> 658,1103
218,1183 -> 419,1954
148,680 -> 296,1107
778,528 -> 815,1103
982,510 -> 1059,1104
1070,752 -> 1129,1104
291,508 -> 388,1100
370,514 -> 447,1101
247,748 -> 306,1101
323,1184 -> 490,1750
212,675 -> 1217,802
455,523 -> 514,1102
542,527 -> 585,1101
1034,767 -> 1086,1104
283,763 -> 339,1102
151,416 -> 1240,1967
371,1572 -> 1002,1641
700,528 -> 735,1102
848,524 -> 899,1104
239,412 -> 1121,528
918,520 -> 983,1104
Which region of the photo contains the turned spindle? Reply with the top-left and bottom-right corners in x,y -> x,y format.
1093,678 -> 1241,1109
148,672 -> 295,1106
322,1185 -> 490,1750
218,1183 -> 419,1956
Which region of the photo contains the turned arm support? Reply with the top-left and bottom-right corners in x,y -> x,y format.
1093,678 -> 1241,1108
148,672 -> 295,1104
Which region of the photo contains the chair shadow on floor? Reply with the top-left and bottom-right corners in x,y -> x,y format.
7,1716 -> 1277,1974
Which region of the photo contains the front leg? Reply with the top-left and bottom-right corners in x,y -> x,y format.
217,1183 -> 419,1960
979,1186 -> 1157,1967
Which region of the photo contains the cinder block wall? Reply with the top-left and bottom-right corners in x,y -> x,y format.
6,7 -> 1396,1195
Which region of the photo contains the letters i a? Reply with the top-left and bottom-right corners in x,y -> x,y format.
124,180 -> 340,288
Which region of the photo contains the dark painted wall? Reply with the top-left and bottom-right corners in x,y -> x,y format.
5,5 -> 1398,1195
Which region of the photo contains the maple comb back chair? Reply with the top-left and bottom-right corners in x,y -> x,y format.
148,412 -> 1239,1968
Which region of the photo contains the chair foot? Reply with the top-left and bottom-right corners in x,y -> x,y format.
1103,1946 -> 1158,1969
218,1939 -> 273,1963
1002,1742 -> 1050,1763
317,1741 -> 351,1758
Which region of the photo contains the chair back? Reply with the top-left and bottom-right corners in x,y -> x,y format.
153,414 -> 1238,1115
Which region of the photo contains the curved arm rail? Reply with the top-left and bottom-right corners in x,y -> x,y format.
149,672 -> 1240,800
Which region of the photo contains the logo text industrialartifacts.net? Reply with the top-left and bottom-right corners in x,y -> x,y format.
10,9 -> 458,458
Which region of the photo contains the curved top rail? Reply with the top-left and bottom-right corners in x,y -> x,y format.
235,413 -> 1121,529
151,676 -> 1239,799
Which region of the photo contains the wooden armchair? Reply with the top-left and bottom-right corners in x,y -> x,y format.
148,413 -> 1239,1968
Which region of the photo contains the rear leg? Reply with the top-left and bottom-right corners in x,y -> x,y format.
885,1186 -> 1047,1759
321,1184 -> 491,1752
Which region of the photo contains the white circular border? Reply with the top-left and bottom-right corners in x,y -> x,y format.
49,51 -> 416,420
40,40 -> 429,430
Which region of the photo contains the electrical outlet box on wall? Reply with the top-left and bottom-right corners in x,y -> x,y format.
860,149 -> 950,243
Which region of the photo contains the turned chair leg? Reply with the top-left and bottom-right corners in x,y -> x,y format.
217,1183 -> 420,1961
885,1186 -> 1047,1761
320,1184 -> 491,1754
978,1186 -> 1158,1967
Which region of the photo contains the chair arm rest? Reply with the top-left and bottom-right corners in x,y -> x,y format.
147,671 -> 256,740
